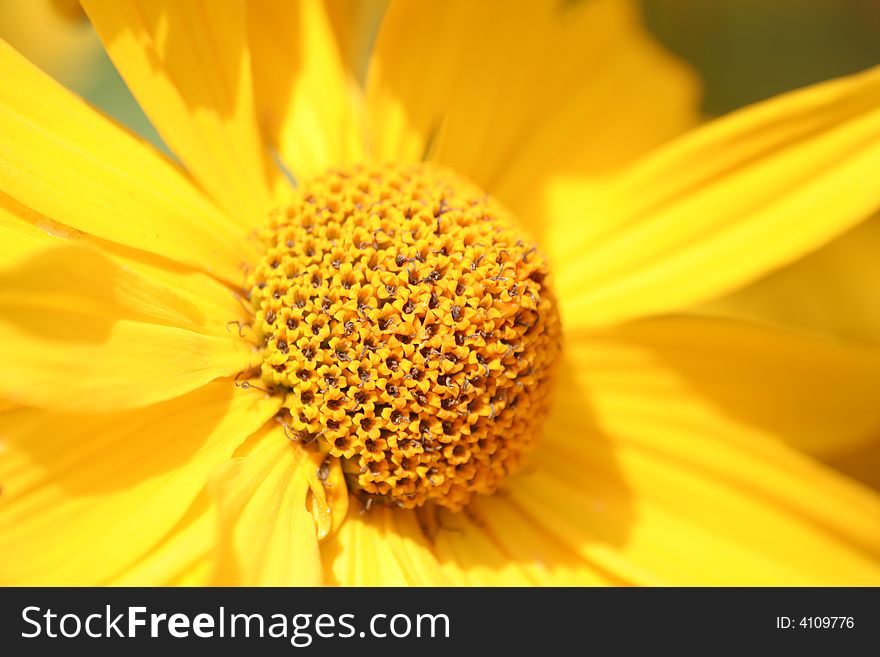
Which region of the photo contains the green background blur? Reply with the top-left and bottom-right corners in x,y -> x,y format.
642,0 -> 880,115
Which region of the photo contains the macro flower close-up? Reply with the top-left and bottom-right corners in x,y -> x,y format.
1,0 -> 879,587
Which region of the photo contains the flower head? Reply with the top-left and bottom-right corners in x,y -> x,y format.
249,163 -> 561,510
1,0 -> 879,586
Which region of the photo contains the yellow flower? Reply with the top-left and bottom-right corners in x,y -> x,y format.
2,0 -> 880,586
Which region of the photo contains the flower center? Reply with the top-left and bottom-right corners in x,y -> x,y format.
247,163 -> 561,510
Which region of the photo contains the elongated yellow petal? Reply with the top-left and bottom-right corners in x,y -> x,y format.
0,380 -> 280,585
247,0 -> 366,179
524,320 -> 880,584
323,504 -> 488,586
430,510 -> 537,586
168,558 -> 214,586
323,0 -> 386,81
109,500 -> 214,586
208,423 -> 324,586
0,243 -> 260,412
702,212 -> 880,347
828,440 -> 880,493
0,200 -> 254,337
1,243 -> 209,333
382,510 -> 467,586
0,311 -> 257,413
0,39 -> 252,283
553,65 -> 880,329
457,498 -> 624,586
0,199 -> 62,265
322,506 -> 417,586
116,436 -> 347,587
326,501 -> 618,586
570,316 -> 880,458
0,0 -> 100,88
367,0 -> 698,237
82,0 -> 280,222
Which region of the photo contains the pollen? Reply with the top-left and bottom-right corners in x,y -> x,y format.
247,163 -> 561,510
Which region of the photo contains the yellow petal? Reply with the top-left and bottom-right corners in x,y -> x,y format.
0,39 -> 252,283
521,320 -> 880,584
0,0 -> 100,89
109,496 -> 214,586
455,498 -> 623,585
0,243 -> 260,412
326,499 -> 613,586
0,312 -> 258,413
313,455 -> 349,540
115,435 -> 344,587
82,0 -> 280,222
366,0 -> 698,236
208,423 -> 324,586
701,212 -> 880,348
553,65 -> 880,329
323,0 -> 386,82
430,508 -> 536,586
0,201 -> 254,337
1,243 -> 209,333
322,505 -> 414,586
167,557 -> 213,586
569,316 -> 880,459
0,198 -> 61,265
322,503 -> 469,586
248,0 -> 366,179
0,380 -> 280,585
828,440 -> 880,493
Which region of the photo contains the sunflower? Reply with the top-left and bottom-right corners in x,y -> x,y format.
1,0 -> 880,587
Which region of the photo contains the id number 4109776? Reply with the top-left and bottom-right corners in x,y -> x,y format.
776,617 -> 854,629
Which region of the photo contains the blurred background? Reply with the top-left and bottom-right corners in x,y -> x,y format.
642,0 -> 880,116
3,0 -> 879,149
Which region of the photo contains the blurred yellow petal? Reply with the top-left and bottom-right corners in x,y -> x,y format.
248,0 -> 370,178
553,65 -> 880,329
1,197 -> 255,337
0,380 -> 281,585
566,316 -> 880,459
520,442 -> 880,585
520,319 -> 880,584
0,199 -> 61,265
0,243 -> 259,412
323,0 -> 386,82
327,498 -> 618,587
208,424 -> 324,586
83,0 -> 280,222
0,313 -> 256,413
828,440 -> 880,493
701,212 -> 880,347
110,497 -> 213,586
166,557 -> 213,586
430,510 -> 536,586
367,0 -> 698,237
1,243 -> 211,334
460,497 -> 623,585
322,506 -> 417,586
0,39 -> 252,283
0,0 -> 100,88
324,505 -> 477,586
